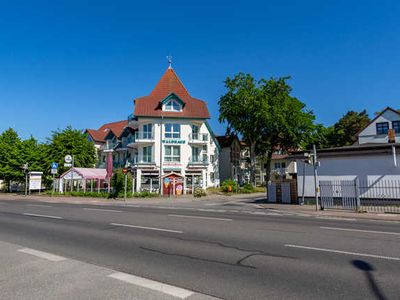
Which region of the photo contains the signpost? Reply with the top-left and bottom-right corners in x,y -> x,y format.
21,163 -> 29,196
51,162 -> 58,195
64,155 -> 74,192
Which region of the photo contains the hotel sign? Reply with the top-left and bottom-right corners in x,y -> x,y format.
162,139 -> 185,144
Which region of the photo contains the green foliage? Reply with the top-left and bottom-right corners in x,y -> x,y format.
45,191 -> 110,198
45,126 -> 96,175
109,169 -> 133,198
220,179 -> 237,192
241,183 -> 255,193
328,110 -> 370,147
0,128 -> 24,184
193,188 -> 207,197
219,73 -> 316,183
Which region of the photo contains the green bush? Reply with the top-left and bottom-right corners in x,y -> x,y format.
220,179 -> 237,193
109,169 -> 133,199
241,183 -> 255,193
194,188 -> 207,197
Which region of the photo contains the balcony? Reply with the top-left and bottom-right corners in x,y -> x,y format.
188,156 -> 209,165
131,156 -> 155,166
135,132 -> 154,142
188,133 -> 208,144
103,141 -> 118,151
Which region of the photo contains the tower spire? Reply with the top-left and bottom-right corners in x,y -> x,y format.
166,55 -> 173,69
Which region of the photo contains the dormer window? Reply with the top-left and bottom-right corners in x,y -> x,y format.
161,93 -> 184,112
164,99 -> 182,112
376,122 -> 389,135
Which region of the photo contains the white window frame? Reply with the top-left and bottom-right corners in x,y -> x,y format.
142,123 -> 152,139
165,123 -> 181,139
164,145 -> 180,162
163,99 -> 182,112
143,146 -> 152,162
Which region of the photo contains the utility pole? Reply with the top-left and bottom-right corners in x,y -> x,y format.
71,155 -> 74,193
23,163 -> 29,196
312,144 -> 319,211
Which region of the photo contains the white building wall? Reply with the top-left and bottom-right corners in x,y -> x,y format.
134,117 -> 219,189
297,153 -> 400,198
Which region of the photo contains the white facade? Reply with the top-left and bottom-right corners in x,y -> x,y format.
127,118 -> 219,193
297,149 -> 400,198
358,108 -> 400,144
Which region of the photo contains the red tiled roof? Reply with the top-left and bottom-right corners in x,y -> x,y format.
98,120 -> 128,138
134,68 -> 210,119
86,129 -> 106,143
86,120 -> 128,142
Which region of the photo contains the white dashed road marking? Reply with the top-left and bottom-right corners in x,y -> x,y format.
285,244 -> 400,261
321,226 -> 400,236
109,272 -> 194,299
23,213 -> 63,219
26,204 -> 53,208
18,248 -> 66,261
168,214 -> 232,221
110,223 -> 183,234
83,208 -> 122,213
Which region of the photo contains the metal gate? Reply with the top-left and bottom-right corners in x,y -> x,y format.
319,180 -> 358,210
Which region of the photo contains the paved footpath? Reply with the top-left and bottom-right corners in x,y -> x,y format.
0,193 -> 399,222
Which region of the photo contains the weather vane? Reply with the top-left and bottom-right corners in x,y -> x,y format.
166,55 -> 172,69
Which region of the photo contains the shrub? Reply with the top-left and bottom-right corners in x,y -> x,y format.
241,183 -> 255,193
194,188 -> 207,197
220,179 -> 237,193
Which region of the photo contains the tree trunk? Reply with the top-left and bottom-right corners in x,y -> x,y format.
264,149 -> 273,184
249,141 -> 256,186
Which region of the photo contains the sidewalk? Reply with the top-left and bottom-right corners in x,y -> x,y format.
0,192 -> 266,206
258,202 -> 400,222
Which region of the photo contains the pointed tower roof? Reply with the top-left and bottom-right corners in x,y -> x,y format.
134,68 -> 210,119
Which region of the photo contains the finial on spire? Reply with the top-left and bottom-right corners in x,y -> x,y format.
166,55 -> 172,69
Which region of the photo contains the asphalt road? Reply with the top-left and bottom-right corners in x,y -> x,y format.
0,198 -> 399,299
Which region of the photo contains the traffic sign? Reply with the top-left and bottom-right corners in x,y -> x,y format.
51,162 -> 58,169
64,155 -> 73,164
64,163 -> 72,167
50,168 -> 58,175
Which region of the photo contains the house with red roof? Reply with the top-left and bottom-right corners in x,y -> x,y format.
86,64 -> 220,194
129,65 -> 220,194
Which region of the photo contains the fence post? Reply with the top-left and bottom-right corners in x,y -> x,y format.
355,178 -> 360,212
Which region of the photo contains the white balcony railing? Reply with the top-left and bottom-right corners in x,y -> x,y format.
131,156 -> 155,165
189,133 -> 208,143
188,156 -> 208,164
130,132 -> 154,144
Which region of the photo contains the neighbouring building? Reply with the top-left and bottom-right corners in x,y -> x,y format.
216,135 -> 242,183
357,107 -> 400,144
294,106 -> 400,200
88,65 -> 220,194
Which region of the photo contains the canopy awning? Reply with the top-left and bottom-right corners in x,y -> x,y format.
60,168 -> 107,180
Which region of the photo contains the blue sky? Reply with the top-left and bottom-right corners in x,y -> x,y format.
0,0 -> 399,141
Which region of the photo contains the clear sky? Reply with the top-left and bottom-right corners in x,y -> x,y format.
1,0 -> 399,141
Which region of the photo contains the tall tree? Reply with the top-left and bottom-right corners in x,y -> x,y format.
0,128 -> 23,186
219,73 -> 315,184
46,126 -> 96,175
327,110 -> 370,147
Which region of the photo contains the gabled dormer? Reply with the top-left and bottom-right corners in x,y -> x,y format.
161,93 -> 185,112
358,107 -> 400,145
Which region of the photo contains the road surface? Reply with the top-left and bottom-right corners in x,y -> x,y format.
0,198 -> 399,299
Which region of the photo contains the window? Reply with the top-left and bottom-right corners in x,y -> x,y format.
210,155 -> 215,163
164,145 -> 180,162
210,172 -> 215,183
192,147 -> 200,161
192,124 -> 199,139
143,146 -> 152,162
274,162 -> 280,169
165,123 -> 180,138
164,99 -> 181,111
376,122 -> 389,135
143,124 -> 152,139
393,121 -> 400,133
